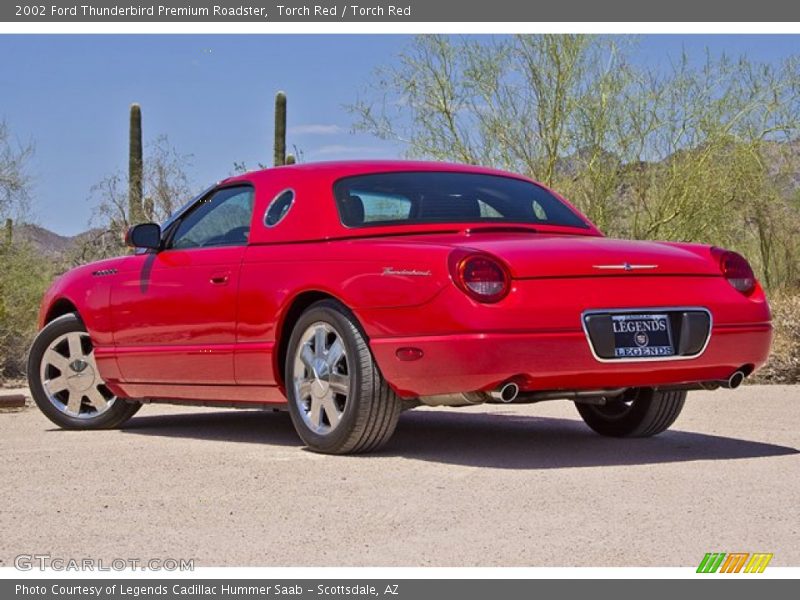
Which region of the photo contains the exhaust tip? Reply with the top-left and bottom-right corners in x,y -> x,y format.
727,371 -> 745,389
488,382 -> 520,403
497,382 -> 519,403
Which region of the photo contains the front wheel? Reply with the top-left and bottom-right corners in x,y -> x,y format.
285,300 -> 401,454
27,313 -> 141,429
576,388 -> 686,437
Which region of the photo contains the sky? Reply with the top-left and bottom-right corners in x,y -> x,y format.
1,34 -> 799,235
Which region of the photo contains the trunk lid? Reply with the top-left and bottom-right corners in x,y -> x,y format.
389,231 -> 719,278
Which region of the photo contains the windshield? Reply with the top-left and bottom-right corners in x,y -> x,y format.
333,171 -> 589,229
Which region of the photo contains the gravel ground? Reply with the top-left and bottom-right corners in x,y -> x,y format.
0,385 -> 797,567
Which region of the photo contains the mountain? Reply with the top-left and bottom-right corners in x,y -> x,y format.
9,223 -> 105,258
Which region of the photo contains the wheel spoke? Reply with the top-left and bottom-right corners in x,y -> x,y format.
45,375 -> 69,394
65,391 -> 83,416
308,397 -> 323,428
322,397 -> 343,427
67,334 -> 84,360
86,350 -> 100,371
326,338 -> 344,369
300,344 -> 315,371
44,348 -> 69,372
296,379 -> 313,399
329,372 -> 349,396
314,326 -> 326,358
86,387 -> 109,412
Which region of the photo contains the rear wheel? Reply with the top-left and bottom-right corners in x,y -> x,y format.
27,313 -> 141,429
576,388 -> 686,437
285,300 -> 401,454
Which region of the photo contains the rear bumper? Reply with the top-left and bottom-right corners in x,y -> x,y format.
370,322 -> 772,398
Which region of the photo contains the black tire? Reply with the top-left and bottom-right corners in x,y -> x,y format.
27,313 -> 141,430
285,300 -> 401,454
576,388 -> 686,437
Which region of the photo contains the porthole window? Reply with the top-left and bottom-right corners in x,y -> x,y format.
264,189 -> 294,227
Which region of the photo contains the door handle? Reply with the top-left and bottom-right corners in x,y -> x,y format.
210,272 -> 230,285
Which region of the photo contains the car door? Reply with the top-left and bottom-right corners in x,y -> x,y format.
111,184 -> 255,385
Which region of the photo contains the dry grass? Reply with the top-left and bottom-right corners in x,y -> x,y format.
751,292 -> 800,384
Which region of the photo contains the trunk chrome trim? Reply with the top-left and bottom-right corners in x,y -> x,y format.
592,263 -> 658,271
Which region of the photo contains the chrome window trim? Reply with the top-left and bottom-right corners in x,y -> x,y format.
263,188 -> 295,228
580,306 -> 713,363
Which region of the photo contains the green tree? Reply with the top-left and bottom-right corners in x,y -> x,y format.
351,35 -> 800,291
0,120 -> 33,222
0,121 -> 44,379
86,135 -> 194,261
0,243 -> 54,378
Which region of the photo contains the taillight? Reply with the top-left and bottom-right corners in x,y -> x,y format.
450,252 -> 511,303
711,247 -> 756,295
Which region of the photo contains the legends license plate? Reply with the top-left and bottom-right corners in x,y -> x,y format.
611,314 -> 674,358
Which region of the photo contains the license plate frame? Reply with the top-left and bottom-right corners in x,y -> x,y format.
611,313 -> 675,359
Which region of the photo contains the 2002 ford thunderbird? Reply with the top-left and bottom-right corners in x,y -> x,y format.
28,161 -> 772,453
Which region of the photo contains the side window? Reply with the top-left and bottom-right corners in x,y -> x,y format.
264,190 -> 294,227
532,200 -> 548,220
353,190 -> 412,224
170,186 -> 254,250
478,199 -> 503,218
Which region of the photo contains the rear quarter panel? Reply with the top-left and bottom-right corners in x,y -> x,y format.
235,239 -> 452,385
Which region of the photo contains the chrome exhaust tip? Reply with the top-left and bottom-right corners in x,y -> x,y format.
726,371 -> 745,389
490,382 -> 519,403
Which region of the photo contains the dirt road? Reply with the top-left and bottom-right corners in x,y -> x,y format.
1,385 -> 798,567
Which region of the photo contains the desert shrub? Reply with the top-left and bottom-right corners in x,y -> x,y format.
0,243 -> 55,380
751,293 -> 800,384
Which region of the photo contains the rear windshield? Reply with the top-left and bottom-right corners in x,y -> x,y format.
333,171 -> 589,229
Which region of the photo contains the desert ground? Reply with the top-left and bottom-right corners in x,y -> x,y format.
0,385 -> 798,567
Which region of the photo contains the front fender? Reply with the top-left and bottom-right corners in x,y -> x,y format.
37,258 -> 125,347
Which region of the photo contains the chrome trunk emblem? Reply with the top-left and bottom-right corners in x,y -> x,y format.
592,263 -> 658,271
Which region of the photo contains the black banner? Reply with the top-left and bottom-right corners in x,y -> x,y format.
3,0 -> 800,22
4,579 -> 797,600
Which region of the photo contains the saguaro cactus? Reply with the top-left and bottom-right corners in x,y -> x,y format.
4,218 -> 11,245
274,91 -> 287,167
128,103 -> 144,225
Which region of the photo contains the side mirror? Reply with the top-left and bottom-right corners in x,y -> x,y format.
125,223 -> 162,250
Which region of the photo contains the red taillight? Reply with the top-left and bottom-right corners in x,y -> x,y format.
450,252 -> 510,303
711,247 -> 756,295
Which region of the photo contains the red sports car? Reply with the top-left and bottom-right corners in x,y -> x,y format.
28,161 -> 772,453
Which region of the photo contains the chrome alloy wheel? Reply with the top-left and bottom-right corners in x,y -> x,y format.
292,321 -> 351,435
39,331 -> 116,419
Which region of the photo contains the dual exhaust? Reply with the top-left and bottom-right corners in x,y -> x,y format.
418,369 -> 748,408
483,368 -> 748,403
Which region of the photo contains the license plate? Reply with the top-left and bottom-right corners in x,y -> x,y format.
611,314 -> 674,358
